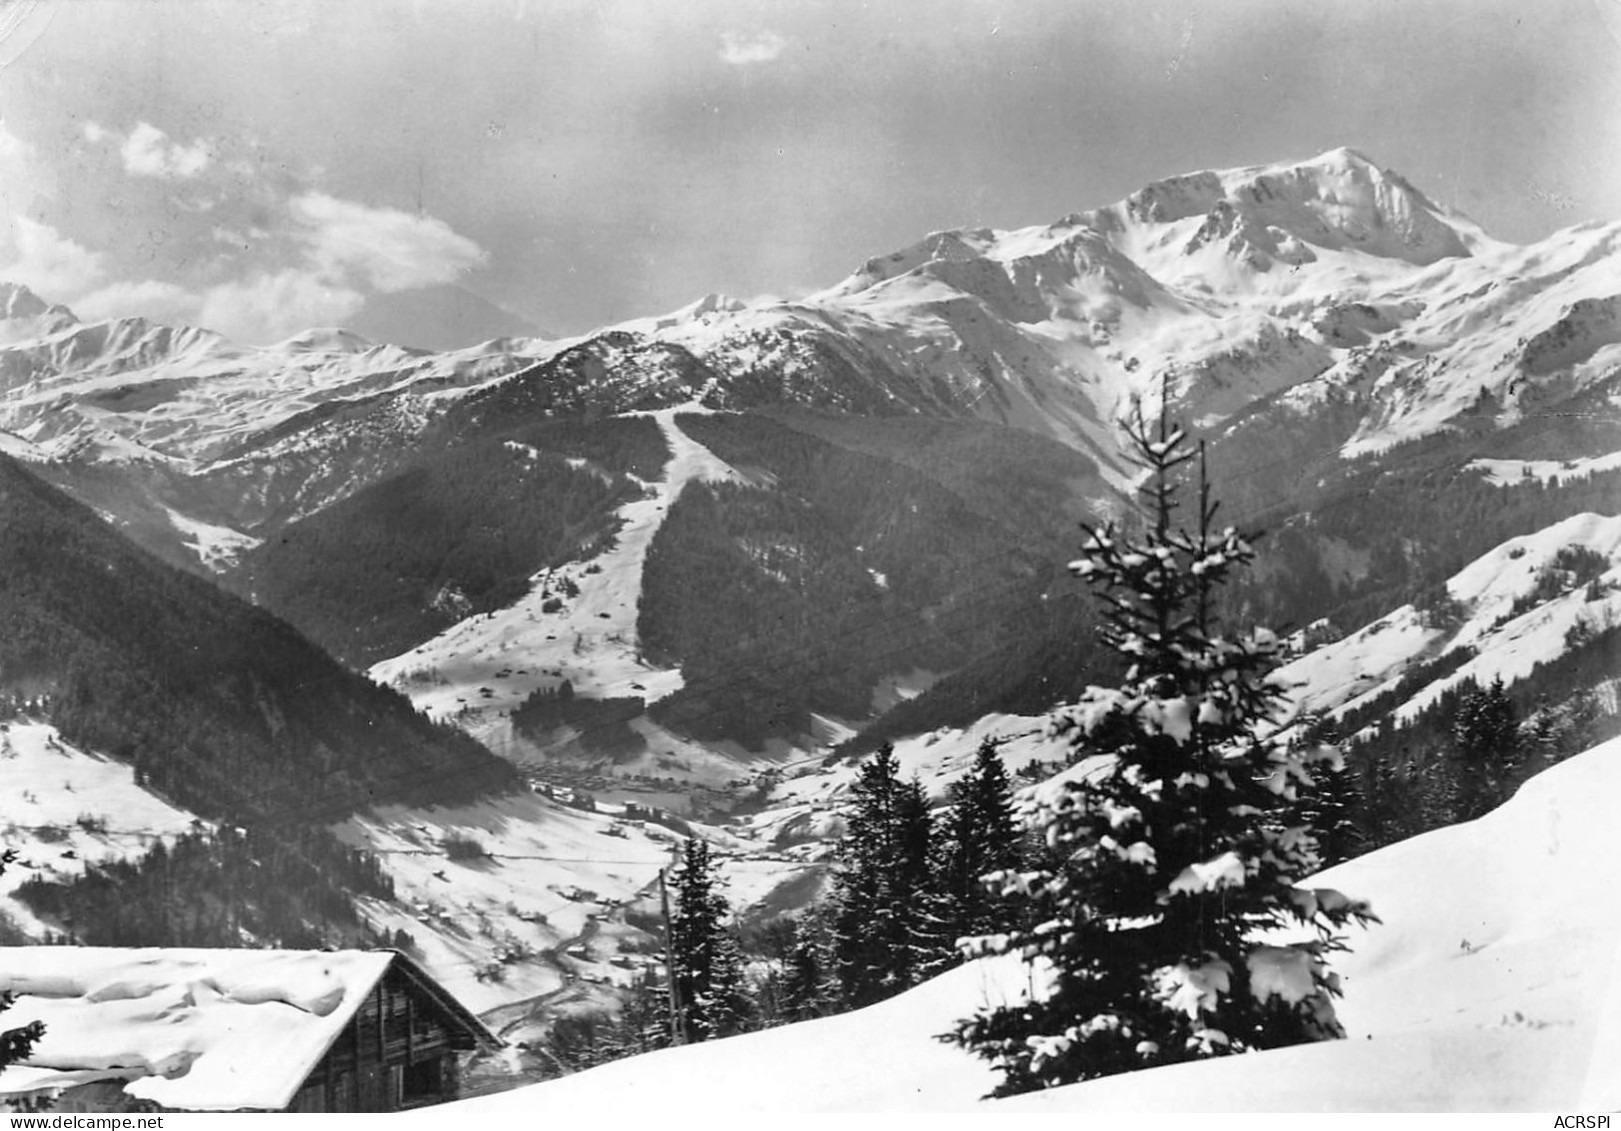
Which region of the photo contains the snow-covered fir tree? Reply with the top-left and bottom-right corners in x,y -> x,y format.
948,407 -> 1378,1096
831,744 -> 949,1008
781,910 -> 837,1022
611,973 -> 673,1060
1292,717 -> 1365,868
1451,677 -> 1519,819
1453,678 -> 1518,766
1295,752 -> 1364,869
940,737 -> 1024,946
667,838 -> 750,1043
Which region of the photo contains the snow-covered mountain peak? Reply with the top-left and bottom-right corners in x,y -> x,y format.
819,227 -> 1002,299
1220,148 -> 1482,265
274,326 -> 375,354
686,292 -> 748,318
0,282 -> 61,322
815,149 -> 1484,323
599,148 -> 1618,470
0,281 -> 79,346
1108,147 -> 1493,273
1120,168 -> 1229,226
618,292 -> 757,337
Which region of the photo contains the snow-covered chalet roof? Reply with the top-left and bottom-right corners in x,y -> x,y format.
0,947 -> 494,1112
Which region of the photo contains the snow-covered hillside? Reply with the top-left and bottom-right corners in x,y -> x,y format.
0,716 -> 729,1027
742,711 -> 1068,851
0,722 -> 199,938
436,732 -> 1621,1113
332,792 -> 675,1018
1283,511 -> 1621,729
369,407 -> 738,736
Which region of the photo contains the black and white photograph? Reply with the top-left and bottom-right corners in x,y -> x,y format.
0,0 -> 1619,1114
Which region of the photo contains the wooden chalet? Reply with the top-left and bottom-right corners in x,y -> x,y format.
0,947 -> 498,1113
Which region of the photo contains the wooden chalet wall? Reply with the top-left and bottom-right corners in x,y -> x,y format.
288,960 -> 476,1113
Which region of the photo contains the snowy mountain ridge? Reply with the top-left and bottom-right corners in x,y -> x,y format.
3,147 -> 1616,565
0,286 -> 560,469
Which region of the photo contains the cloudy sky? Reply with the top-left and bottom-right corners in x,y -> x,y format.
0,0 -> 1618,349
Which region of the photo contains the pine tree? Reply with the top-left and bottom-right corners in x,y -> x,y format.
781,911 -> 837,1022
1,848 -> 44,1068
1451,678 -> 1519,819
895,775 -> 954,982
666,838 -> 749,1043
609,973 -> 672,1061
1453,678 -> 1518,765
1295,751 -> 1365,869
1293,719 -> 1365,868
830,744 -> 948,1008
948,406 -> 1377,1096
941,737 -> 1023,947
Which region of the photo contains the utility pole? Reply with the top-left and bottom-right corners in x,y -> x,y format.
658,842 -> 689,1046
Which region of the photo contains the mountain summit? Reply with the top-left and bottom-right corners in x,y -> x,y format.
1119,147 -> 1488,266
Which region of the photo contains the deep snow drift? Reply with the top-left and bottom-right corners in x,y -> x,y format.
438,733 -> 1621,1113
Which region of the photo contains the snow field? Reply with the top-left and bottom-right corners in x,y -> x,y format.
0,427 -> 45,460
1471,451 -> 1621,488
0,722 -> 199,937
161,506 -> 261,573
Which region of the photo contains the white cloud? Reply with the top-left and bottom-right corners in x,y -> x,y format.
73,279 -> 201,325
0,217 -> 108,301
0,118 -> 52,215
0,130 -> 482,342
121,121 -> 212,180
719,30 -> 787,65
73,270 -> 368,345
0,133 -> 30,209
289,191 -> 486,292
194,269 -> 365,343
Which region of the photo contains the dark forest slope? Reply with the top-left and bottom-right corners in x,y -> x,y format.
237,415 -> 668,666
0,454 -> 517,822
636,413 -> 1108,746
